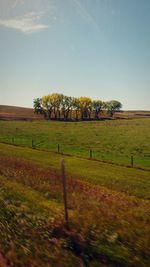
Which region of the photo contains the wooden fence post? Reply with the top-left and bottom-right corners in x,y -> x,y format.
32,139 -> 34,149
90,149 -> 92,159
58,144 -> 60,153
61,159 -> 69,229
131,155 -> 134,167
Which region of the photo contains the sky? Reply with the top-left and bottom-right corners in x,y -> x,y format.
0,0 -> 150,110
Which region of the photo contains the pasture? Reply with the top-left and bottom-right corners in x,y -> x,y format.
0,118 -> 150,168
0,114 -> 150,266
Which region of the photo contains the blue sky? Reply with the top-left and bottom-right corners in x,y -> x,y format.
0,0 -> 150,110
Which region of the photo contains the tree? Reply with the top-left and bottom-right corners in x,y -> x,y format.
37,92 -> 123,120
33,98 -> 42,114
41,93 -> 63,119
41,95 -> 53,119
61,95 -> 73,120
72,97 -> 80,120
78,97 -> 92,119
92,100 -> 103,119
49,93 -> 63,119
106,100 -> 122,117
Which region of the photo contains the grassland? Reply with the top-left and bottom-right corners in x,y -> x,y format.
0,143 -> 150,266
0,143 -> 150,199
0,117 -> 150,169
0,109 -> 150,266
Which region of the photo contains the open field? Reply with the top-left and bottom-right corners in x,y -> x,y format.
115,110 -> 150,119
0,143 -> 150,266
0,117 -> 150,169
0,105 -> 44,121
0,108 -> 150,266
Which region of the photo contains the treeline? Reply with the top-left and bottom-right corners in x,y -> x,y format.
33,93 -> 122,120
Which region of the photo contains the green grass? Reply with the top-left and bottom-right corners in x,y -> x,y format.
0,143 -> 150,199
0,118 -> 150,266
0,118 -> 150,168
0,147 -> 150,267
0,176 -> 84,267
0,176 -> 61,215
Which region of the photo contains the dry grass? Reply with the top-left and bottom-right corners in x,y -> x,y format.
0,153 -> 150,266
0,105 -> 44,121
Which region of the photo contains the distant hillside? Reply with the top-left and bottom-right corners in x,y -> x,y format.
0,105 -> 44,121
115,110 -> 150,119
0,105 -> 149,121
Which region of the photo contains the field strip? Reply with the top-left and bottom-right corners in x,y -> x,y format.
0,142 -> 150,199
1,141 -> 150,172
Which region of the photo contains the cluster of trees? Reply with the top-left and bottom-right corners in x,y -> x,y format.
33,93 -> 122,120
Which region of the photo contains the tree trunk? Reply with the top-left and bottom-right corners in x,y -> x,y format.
75,110 -> 78,120
95,111 -> 99,120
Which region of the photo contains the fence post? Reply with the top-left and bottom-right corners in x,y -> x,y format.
32,139 -> 34,149
131,154 -> 134,167
58,144 -> 60,153
61,159 -> 69,229
90,149 -> 92,159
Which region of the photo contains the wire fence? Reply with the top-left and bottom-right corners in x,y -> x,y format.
0,135 -> 150,171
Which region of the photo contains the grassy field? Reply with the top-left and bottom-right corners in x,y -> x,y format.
0,111 -> 150,266
0,118 -> 150,168
0,143 -> 150,199
0,143 -> 150,267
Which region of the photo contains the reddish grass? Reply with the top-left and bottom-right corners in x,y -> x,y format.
0,105 -> 44,121
0,155 -> 150,266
